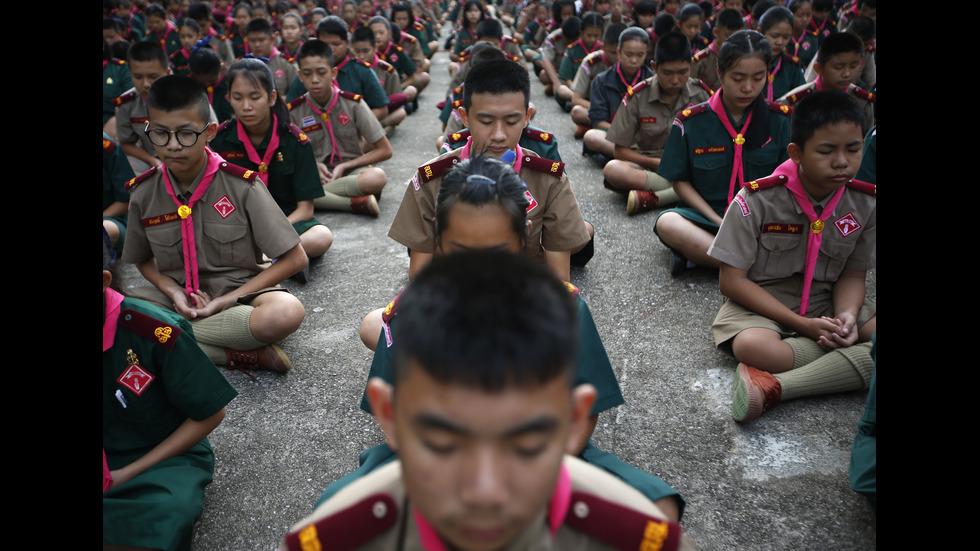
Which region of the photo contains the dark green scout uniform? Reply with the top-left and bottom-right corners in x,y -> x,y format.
558,39 -> 601,82
313,288 -> 684,516
103,293 -> 237,551
767,51 -> 806,102
655,98 -> 792,235
452,26 -> 478,55
285,56 -> 389,110
210,119 -> 325,235
104,134 -> 135,248
378,40 -> 417,80
103,59 -> 132,126
144,23 -> 183,57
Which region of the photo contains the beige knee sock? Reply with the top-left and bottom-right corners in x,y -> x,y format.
644,170 -> 678,204
784,337 -> 827,369
776,342 -> 873,401
191,305 -> 265,364
313,175 -> 363,210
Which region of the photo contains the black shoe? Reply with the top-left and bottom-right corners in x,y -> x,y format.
670,251 -> 688,277
590,153 -> 612,167
292,265 -> 309,283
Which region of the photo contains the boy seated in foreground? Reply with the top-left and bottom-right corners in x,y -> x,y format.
281,251 -> 692,551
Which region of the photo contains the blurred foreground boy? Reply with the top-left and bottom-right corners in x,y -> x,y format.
282,251 -> 691,551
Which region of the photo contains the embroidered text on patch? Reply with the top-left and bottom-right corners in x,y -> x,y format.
118,363 -> 155,396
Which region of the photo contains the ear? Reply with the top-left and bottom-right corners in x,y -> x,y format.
812,61 -> 824,77
787,141 -> 802,164
458,106 -> 469,128
524,103 -> 533,127
269,88 -> 279,107
103,269 -> 113,293
331,65 -> 340,79
367,377 -> 399,451
565,384 -> 597,455
204,121 -> 218,144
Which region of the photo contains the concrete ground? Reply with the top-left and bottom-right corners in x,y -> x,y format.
118,36 -> 876,551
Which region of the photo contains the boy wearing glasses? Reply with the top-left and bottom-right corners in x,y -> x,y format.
122,75 -> 308,374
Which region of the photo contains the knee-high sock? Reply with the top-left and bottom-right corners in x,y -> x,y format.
776,342 -> 873,401
191,305 -> 265,364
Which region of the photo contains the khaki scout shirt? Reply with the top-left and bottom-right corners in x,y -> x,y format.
288,90 -> 387,169
605,75 -> 711,157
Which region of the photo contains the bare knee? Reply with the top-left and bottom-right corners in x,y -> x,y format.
358,168 -> 388,195
301,225 -> 333,258
359,308 -> 385,350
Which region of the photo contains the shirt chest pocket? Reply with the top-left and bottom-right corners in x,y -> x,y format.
814,235 -> 858,282
202,221 -> 251,268
742,143 -> 782,180
638,116 -> 670,153
758,231 -> 804,278
145,222 -> 184,273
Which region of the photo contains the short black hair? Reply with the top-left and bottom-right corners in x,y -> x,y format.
128,40 -> 169,68
392,250 -> 578,391
655,31 -> 693,65
316,15 -> 349,41
560,16 -> 582,41
603,22 -> 627,45
145,3 -> 167,19
463,58 -> 530,110
297,38 -> 335,65
147,74 -> 212,125
187,2 -> 212,22
188,46 -> 221,76
815,32 -> 863,65
245,17 -> 274,36
790,90 -> 865,149
715,8 -> 746,32
846,16 -> 876,42
634,0 -> 657,16
476,17 -> 504,40
351,25 -> 376,45
652,13 -> 677,37
580,11 -> 604,32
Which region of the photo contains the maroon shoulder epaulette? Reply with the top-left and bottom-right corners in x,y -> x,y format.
693,48 -> 711,62
380,289 -> 406,324
219,160 -> 261,182
113,89 -> 139,107
281,493 -> 398,551
354,57 -> 373,68
287,94 -> 308,110
585,51 -> 602,65
523,154 -> 564,178
768,101 -> 793,117
458,53 -> 471,63
744,173 -> 787,193
505,52 -> 521,63
693,78 -> 712,96
447,129 -> 470,145
849,85 -> 875,103
563,491 -> 684,551
782,85 -> 815,105
676,102 -> 709,121
288,122 -> 311,145
413,20 -> 425,32
503,35 -> 518,44
400,31 -> 417,43
103,137 -> 118,154
216,118 -> 234,134
110,58 -> 127,66
451,96 -> 464,109
563,281 -> 580,298
622,78 -> 651,104
338,89 -> 363,102
452,84 -> 465,96
846,178 -> 875,196
417,152 -> 463,183
126,165 -> 159,191
119,308 -> 183,350
523,128 -> 554,145
377,59 -> 395,73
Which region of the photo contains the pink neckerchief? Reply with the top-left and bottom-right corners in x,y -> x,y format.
615,62 -> 643,95
459,136 -> 524,173
570,37 -> 601,56
765,55 -> 783,101
413,463 -> 572,550
236,114 -> 280,178
708,90 -> 754,204
161,148 -> 223,302
103,287 -> 125,351
334,55 -> 351,72
153,21 -> 176,50
774,158 -> 847,316
807,17 -> 827,36
813,75 -> 824,91
789,29 -> 807,56
305,85 -> 343,167
178,46 -> 191,60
